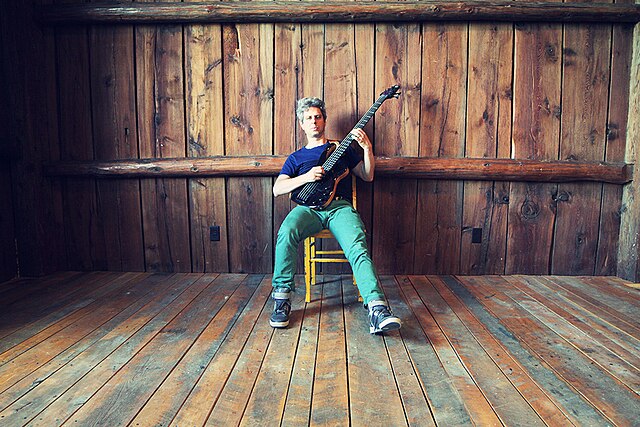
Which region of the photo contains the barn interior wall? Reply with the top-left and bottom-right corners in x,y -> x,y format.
0,0 -> 636,279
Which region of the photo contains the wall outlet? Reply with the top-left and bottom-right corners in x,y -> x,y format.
471,228 -> 483,244
210,225 -> 221,242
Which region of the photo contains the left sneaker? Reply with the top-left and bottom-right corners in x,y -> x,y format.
368,300 -> 402,334
269,287 -> 291,328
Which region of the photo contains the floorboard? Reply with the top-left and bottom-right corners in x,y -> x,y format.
0,272 -> 638,426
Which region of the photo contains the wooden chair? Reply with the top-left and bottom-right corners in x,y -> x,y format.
303,175 -> 361,303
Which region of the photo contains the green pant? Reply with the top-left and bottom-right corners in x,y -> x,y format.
272,200 -> 384,305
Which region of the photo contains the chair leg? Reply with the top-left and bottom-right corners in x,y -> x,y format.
304,238 -> 311,303
310,237 -> 317,286
353,275 -> 362,302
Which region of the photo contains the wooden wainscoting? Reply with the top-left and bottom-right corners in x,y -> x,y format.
0,272 -> 638,426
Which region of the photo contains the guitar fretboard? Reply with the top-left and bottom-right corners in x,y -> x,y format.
321,96 -> 387,173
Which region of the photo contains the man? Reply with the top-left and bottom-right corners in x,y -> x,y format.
270,96 -> 402,334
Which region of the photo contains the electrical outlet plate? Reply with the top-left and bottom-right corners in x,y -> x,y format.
210,225 -> 221,242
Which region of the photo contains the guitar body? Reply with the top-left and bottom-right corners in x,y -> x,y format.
291,164 -> 350,209
291,143 -> 350,209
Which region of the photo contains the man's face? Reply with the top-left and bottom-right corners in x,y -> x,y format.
300,107 -> 326,139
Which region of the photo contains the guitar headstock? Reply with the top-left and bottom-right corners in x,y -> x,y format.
380,85 -> 401,100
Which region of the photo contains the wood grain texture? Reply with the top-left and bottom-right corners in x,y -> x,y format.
273,23 -> 303,274
461,22 -> 512,274
597,8 -> 633,274
373,21 -> 421,273
184,14 -> 228,273
618,19 -> 640,281
136,16 -> 191,272
90,23 -> 145,272
322,15 -> 358,274
1,272 -> 638,425
5,0 -> 65,276
553,20 -> 611,275
415,23 -> 467,274
40,1 -> 640,24
507,19 -> 562,274
223,22 -> 274,273
57,20 -> 104,272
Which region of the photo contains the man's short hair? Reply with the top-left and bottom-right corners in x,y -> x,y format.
296,97 -> 327,123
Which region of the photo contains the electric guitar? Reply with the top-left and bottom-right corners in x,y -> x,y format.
291,85 -> 401,209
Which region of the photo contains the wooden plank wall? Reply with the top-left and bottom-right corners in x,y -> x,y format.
0,0 -> 635,278
0,7 -> 17,283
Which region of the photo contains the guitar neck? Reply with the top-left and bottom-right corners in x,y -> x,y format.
321,95 -> 387,172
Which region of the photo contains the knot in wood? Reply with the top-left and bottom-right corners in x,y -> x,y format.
554,191 -> 570,202
521,200 -> 540,220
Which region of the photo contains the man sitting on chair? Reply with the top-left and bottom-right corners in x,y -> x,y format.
270,96 -> 402,334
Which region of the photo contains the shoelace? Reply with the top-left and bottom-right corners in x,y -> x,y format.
274,299 -> 290,314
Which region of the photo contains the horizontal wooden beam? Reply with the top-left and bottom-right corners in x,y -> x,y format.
39,1 -> 640,25
44,156 -> 633,184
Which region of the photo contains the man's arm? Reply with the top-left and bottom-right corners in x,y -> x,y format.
272,166 -> 325,197
351,129 -> 375,182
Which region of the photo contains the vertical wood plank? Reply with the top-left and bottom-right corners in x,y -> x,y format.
323,17 -> 357,274
274,23 -> 304,273
415,23 -> 467,274
136,10 -> 191,272
373,22 -> 422,274
617,13 -> 640,281
507,19 -> 562,274
0,167 -> 15,283
295,19 -> 325,273
461,23 -> 512,274
553,20 -> 611,275
354,23 -> 376,250
598,6 -> 632,274
184,13 -> 228,273
223,21 -> 274,273
6,0 -> 65,276
0,10 -> 16,282
55,3 -> 105,271
90,22 -> 145,271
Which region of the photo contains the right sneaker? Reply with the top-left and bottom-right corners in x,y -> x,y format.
269,287 -> 291,328
368,300 -> 402,334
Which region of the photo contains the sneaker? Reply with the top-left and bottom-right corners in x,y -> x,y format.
269,287 -> 291,328
368,300 -> 402,334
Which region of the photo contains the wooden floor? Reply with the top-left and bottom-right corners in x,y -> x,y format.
0,273 -> 638,426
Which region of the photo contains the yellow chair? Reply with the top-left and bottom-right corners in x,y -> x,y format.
303,175 -> 361,303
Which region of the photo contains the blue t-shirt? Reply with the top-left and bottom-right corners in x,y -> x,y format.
280,142 -> 362,202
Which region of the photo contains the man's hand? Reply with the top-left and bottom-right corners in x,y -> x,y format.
350,129 -> 375,182
305,166 -> 325,182
350,129 -> 372,152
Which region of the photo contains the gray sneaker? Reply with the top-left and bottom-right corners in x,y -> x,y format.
269,287 -> 291,328
368,300 -> 402,334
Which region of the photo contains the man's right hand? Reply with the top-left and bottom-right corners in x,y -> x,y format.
305,166 -> 325,182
